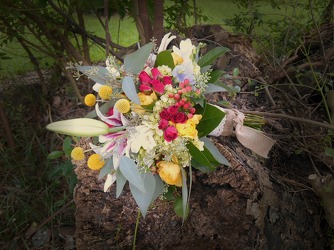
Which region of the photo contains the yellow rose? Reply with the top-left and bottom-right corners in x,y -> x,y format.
132,92 -> 157,114
191,114 -> 202,124
157,161 -> 182,187
176,115 -> 202,139
171,52 -> 184,66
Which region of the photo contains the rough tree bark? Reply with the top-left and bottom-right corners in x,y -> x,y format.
73,25 -> 329,249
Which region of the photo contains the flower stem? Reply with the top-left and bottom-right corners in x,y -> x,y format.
132,209 -> 141,250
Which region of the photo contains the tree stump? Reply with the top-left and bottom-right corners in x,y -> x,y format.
74,137 -> 326,249
73,25 -> 328,249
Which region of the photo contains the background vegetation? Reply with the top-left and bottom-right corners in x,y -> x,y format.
0,0 -> 333,248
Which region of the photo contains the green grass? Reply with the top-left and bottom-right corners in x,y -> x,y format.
0,0 -> 313,79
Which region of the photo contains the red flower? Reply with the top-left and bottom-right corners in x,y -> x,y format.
162,76 -> 172,85
158,119 -> 169,130
160,109 -> 171,120
139,71 -> 151,83
172,112 -> 188,123
167,105 -> 179,116
151,79 -> 165,94
164,126 -> 178,142
151,68 -> 161,79
138,68 -> 165,94
139,83 -> 152,92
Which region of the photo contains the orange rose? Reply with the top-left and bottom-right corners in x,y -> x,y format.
157,161 -> 182,187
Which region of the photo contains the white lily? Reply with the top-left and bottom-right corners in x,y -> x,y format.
158,32 -> 176,53
46,118 -> 110,137
172,39 -> 195,63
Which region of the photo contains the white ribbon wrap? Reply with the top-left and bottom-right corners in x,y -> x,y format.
209,106 -> 275,158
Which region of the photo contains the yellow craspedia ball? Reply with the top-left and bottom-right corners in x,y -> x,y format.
115,99 -> 131,113
98,85 -> 113,100
84,94 -> 96,107
87,154 -> 105,170
71,147 -> 85,161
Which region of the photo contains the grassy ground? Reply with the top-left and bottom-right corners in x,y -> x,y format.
0,0 -> 309,79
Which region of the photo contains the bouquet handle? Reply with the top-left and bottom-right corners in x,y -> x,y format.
209,105 -> 275,158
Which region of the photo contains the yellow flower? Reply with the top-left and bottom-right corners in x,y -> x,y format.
132,92 -> 157,114
87,154 -> 105,170
98,85 -> 113,100
84,94 -> 96,107
176,115 -> 202,139
157,161 -> 182,187
115,99 -> 131,113
171,52 -> 184,65
71,147 -> 85,161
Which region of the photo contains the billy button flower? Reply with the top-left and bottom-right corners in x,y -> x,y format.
114,99 -> 131,113
71,147 -> 85,161
84,94 -> 96,107
98,85 -> 113,100
87,153 -> 105,170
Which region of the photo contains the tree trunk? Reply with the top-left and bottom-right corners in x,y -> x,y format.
136,0 -> 153,45
76,5 -> 92,64
152,0 -> 164,45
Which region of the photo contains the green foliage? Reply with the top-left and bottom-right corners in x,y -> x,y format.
164,0 -> 209,32
0,85 -> 75,247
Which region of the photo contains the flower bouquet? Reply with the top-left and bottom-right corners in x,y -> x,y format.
47,33 -> 272,218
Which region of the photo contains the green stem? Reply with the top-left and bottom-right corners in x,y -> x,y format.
132,209 -> 141,250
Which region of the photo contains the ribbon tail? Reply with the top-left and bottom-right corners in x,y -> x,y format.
235,125 -> 275,158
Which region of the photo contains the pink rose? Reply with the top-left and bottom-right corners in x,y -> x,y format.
151,68 -> 161,79
160,109 -> 171,120
139,83 -> 152,92
162,76 -> 172,85
167,105 -> 179,116
139,71 -> 151,83
158,119 -> 169,130
172,112 -> 188,123
164,126 -> 178,142
151,79 -> 165,94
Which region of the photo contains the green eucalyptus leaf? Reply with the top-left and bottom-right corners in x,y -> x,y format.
124,42 -> 154,74
119,156 -> 146,193
122,76 -> 140,105
204,83 -> 227,94
76,65 -> 109,84
98,158 -> 114,180
180,167 -> 189,220
201,137 -> 230,167
200,65 -> 212,73
155,50 -> 175,69
152,175 -> 165,201
85,99 -> 116,118
198,47 -> 230,67
116,168 -> 127,198
197,103 -> 226,137
129,172 -> 156,217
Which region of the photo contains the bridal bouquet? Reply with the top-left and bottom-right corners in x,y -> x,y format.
47,33 -> 235,218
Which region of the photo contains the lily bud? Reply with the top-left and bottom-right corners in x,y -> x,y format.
46,118 -> 110,137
